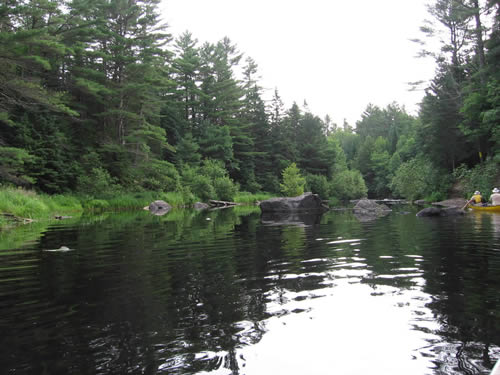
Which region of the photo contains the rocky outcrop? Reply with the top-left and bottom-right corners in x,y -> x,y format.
148,200 -> 171,216
352,199 -> 392,222
432,198 -> 468,208
259,192 -> 328,213
416,207 -> 465,217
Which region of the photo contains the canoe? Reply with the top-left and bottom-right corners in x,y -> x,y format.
468,204 -> 500,212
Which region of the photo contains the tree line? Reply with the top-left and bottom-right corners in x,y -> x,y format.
0,0 -> 498,202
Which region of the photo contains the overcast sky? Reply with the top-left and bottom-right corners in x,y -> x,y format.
160,0 -> 436,126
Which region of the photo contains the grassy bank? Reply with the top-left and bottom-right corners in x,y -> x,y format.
0,188 -> 82,222
0,188 -> 275,230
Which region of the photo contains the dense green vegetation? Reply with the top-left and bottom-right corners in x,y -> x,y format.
0,0 -> 499,208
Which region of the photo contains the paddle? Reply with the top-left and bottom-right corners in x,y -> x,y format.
462,199 -> 473,210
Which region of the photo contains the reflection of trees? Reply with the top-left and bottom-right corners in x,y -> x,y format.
412,216 -> 500,372
0,209 -> 274,374
2,208 -> 499,374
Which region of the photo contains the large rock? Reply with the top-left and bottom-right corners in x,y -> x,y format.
416,207 -> 464,217
148,200 -> 171,216
259,192 -> 328,213
432,198 -> 467,208
353,199 -> 391,222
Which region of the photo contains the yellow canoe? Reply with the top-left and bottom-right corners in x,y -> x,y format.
469,204 -> 500,212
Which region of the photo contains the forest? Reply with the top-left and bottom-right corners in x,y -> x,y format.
0,0 -> 499,205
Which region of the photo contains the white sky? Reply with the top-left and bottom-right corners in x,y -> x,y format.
160,0 -> 436,127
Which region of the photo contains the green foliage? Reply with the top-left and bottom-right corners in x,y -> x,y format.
180,159 -> 239,201
0,0 -> 498,204
191,175 -> 216,201
0,147 -> 36,186
330,169 -> 368,201
127,160 -> 181,192
453,159 -> 499,199
82,199 -> 110,211
280,163 -> 305,197
391,157 -> 451,200
77,167 -> 120,196
234,192 -> 275,204
0,188 -> 81,221
306,174 -> 330,199
214,176 -> 238,201
175,133 -> 201,166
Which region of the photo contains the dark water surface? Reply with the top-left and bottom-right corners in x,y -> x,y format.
1,206 -> 499,375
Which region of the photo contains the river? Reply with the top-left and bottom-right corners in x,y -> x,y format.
0,206 -> 499,375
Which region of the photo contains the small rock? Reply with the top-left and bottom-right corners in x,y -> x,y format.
148,200 -> 171,215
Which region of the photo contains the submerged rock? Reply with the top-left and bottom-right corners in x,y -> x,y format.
259,192 -> 328,213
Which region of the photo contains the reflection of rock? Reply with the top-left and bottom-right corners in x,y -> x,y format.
416,207 -> 464,217
259,192 -> 327,213
353,199 -> 391,222
148,200 -> 171,216
261,212 -> 323,227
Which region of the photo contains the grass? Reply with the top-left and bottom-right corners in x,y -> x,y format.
81,191 -> 196,212
0,187 -> 277,230
234,191 -> 276,204
0,188 -> 82,221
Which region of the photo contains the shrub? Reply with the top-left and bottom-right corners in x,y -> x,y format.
391,157 -> 451,200
453,159 -> 499,199
191,175 -> 216,201
77,167 -> 119,196
305,174 -> 330,199
128,159 -> 180,192
214,176 -> 238,201
280,163 -> 305,197
330,169 -> 367,201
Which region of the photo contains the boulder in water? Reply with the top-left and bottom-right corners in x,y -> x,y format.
148,200 -> 171,215
259,192 -> 328,213
353,199 -> 391,221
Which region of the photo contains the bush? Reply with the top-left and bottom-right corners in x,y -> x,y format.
128,159 -> 180,192
453,159 -> 499,199
280,163 -> 305,197
330,169 -> 367,201
214,176 -> 238,201
391,157 -> 451,200
260,173 -> 281,194
77,167 -> 119,196
191,175 -> 216,201
305,174 -> 330,199
180,159 -> 238,202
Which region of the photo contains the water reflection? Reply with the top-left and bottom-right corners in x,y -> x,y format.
260,212 -> 323,227
0,208 -> 499,374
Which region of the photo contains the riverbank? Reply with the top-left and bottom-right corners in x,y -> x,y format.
0,188 -> 275,230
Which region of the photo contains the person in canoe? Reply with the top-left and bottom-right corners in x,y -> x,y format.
490,188 -> 500,206
469,191 -> 485,206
